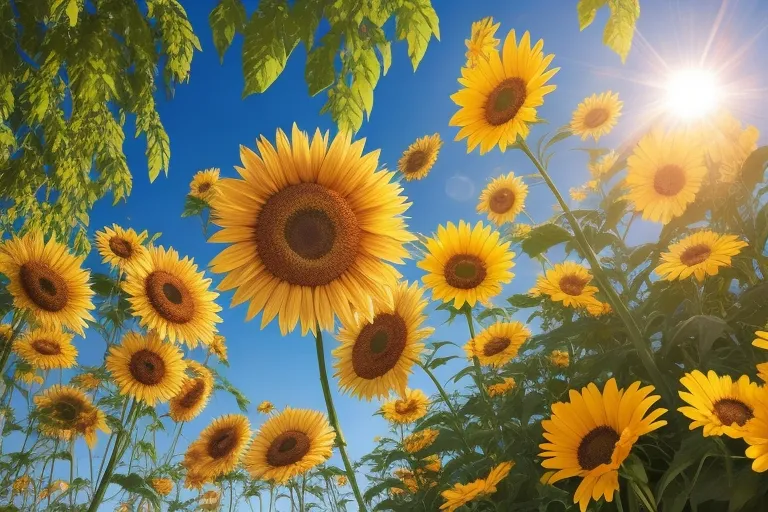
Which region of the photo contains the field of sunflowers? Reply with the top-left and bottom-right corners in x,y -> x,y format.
2,0 -> 768,511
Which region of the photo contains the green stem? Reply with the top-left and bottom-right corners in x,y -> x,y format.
229,479 -> 235,512
268,485 -> 274,512
165,421 -> 184,465
69,440 -> 75,507
518,140 -> 673,404
313,328 -> 367,512
418,362 -> 474,455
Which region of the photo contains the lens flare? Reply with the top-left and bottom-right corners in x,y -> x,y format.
664,69 -> 721,120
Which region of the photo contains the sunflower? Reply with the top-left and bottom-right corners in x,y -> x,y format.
539,379 -> 667,512
13,328 -> 77,370
150,478 -> 173,496
393,468 -> 419,494
244,407 -> 335,484
465,17 -> 500,67
585,301 -> 612,317
403,428 -> 439,453
678,370 -> 759,439
488,377 -> 516,397
11,475 -> 31,494
94,225 -> 148,270
381,388 -> 429,424
704,111 -> 760,183
123,245 -> 221,348
190,168 -> 221,201
71,372 -> 101,391
451,30 -> 558,154
33,385 -> 110,448
0,232 -> 94,335
209,334 -> 227,362
336,475 -> 348,486
257,400 -> 275,414
169,361 -> 214,422
15,367 -> 44,387
464,321 -> 530,368
570,92 -> 622,141
333,281 -> 432,400
655,231 -> 747,282
0,323 -> 13,346
744,387 -> 768,472
209,125 -> 414,336
477,172 -> 528,226
549,350 -> 570,368
423,454 -> 442,472
440,462 -> 514,511
199,490 -> 221,511
512,223 -> 532,238
183,414 -> 252,487
530,262 -> 600,309
589,151 -> 619,180
398,134 -> 442,181
418,221 -> 515,309
106,331 -> 186,406
625,129 -> 706,224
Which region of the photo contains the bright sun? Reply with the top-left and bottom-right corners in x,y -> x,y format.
664,69 -> 722,120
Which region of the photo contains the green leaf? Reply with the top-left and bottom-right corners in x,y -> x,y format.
209,0 -> 247,62
521,223 -> 572,257
576,0 -> 608,29
394,0 -> 440,71
66,0 -> 79,26
740,146 -> 768,191
305,33 -> 340,97
182,195 -> 209,218
506,294 -> 542,309
427,355 -> 458,370
110,473 -> 160,507
667,315 -> 730,358
604,0 -> 640,62
377,42 -> 392,75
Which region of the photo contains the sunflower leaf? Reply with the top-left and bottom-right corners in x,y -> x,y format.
521,223 -> 572,257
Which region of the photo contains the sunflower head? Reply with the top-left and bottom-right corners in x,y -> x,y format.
477,172 -> 528,225
199,489 -> 222,510
589,151 -> 619,180
335,475 -> 348,486
183,414 -> 252,487
487,377 -> 516,397
585,301 -> 612,317
95,225 -> 148,269
151,477 -> 174,496
398,134 -> 442,181
403,428 -> 439,453
257,400 -> 275,414
570,92 -> 623,141
12,475 -> 32,494
190,168 -> 221,201
465,17 -> 500,67
33,385 -> 110,448
15,367 -> 44,387
71,372 -> 102,391
530,261 -> 599,309
209,334 -> 227,362
464,321 -> 530,368
698,111 -> 760,183
381,388 -> 429,424
548,350 -> 570,368
169,361 -> 214,422
440,462 -> 513,512
244,407 -> 335,484
0,323 -> 13,347
14,328 -> 78,370
655,231 -> 747,282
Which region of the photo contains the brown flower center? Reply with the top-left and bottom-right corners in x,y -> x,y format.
653,165 -> 686,196
489,188 -> 516,214
52,397 -> 85,425
559,275 -> 589,296
482,337 -> 511,357
583,107 -> 611,128
198,183 -> 212,194
394,399 -> 417,415
485,78 -> 527,126
267,430 -> 311,467
19,262 -> 69,312
352,313 -> 408,380
109,237 -> 133,259
255,183 -> 360,287
177,379 -> 207,408
444,254 -> 487,290
577,426 -> 620,470
129,349 -> 166,385
680,244 -> 712,266
714,398 -> 753,427
404,150 -> 428,174
207,427 -> 238,459
145,271 -> 194,324
32,339 -> 62,356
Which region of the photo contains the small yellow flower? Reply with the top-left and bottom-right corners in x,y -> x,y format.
589,151 -> 619,180
199,489 -> 221,510
210,334 -> 227,362
336,475 -> 348,486
403,429 -> 439,453
423,454 -> 442,472
549,350 -> 569,368
569,187 -> 587,202
151,477 -> 174,496
487,377 -> 516,397
585,301 -> 612,317
512,223 -> 532,238
256,400 -> 274,414
15,368 -> 44,387
373,436 -> 382,443
465,17 -> 500,68
12,475 -> 32,494
72,372 -> 102,391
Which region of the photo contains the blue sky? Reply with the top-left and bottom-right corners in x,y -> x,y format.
8,0 -> 768,508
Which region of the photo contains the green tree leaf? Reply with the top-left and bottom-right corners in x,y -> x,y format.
576,0 -> 608,29
242,0 -> 298,97
395,0 -> 440,71
209,0 -> 247,62
604,0 -> 640,62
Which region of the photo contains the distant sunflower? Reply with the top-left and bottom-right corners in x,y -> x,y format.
209,334 -> 227,362
744,388 -> 768,472
589,150 -> 619,180
585,301 -> 612,317
704,111 -> 760,183
465,17 -> 500,67
464,321 -> 530,368
94,225 -> 148,270
451,30 -> 558,154
257,401 -> 275,414
34,385 -> 110,448
209,125 -> 414,335
0,323 -> 13,346
336,475 -> 348,486
170,361 -> 214,422
477,172 -> 528,225
244,407 -> 335,484
183,414 -> 252,487
0,232 -> 94,335
106,331 -> 186,406
151,478 -> 173,496
512,223 -> 532,238
123,245 -> 221,348
198,490 -> 221,511
655,231 -> 747,281
549,350 -> 570,368
15,368 -> 44,387
398,134 -> 442,181
14,328 -> 77,370
487,377 -> 516,397
333,281 -> 432,400
753,331 -> 768,351
12,475 -> 31,494
423,454 -> 442,472
418,221 -> 515,309
381,388 -> 429,424
190,168 -> 220,201
440,462 -> 514,511
625,129 -> 706,224
530,262 -> 599,309
678,370 -> 759,439
71,372 -> 101,391
539,379 -> 667,512
570,92 -> 622,141
403,428 -> 439,453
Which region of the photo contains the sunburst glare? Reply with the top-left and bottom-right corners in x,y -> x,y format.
664,68 -> 722,120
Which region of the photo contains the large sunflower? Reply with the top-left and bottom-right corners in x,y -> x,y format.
530,262 -> 600,309
105,331 -> 186,405
123,245 -> 221,348
13,328 -> 77,370
333,281 -> 432,400
570,92 -> 622,141
0,232 -> 94,335
440,462 -> 514,511
170,361 -> 214,422
398,134 -> 442,181
655,231 -> 747,281
403,428 -> 439,453
477,172 -> 528,225
208,125 -> 415,336
190,168 -> 221,201
381,388 -> 429,424
183,414 -> 252,487
94,224 -> 148,270
418,221 -> 515,309
539,379 -> 667,512
450,30 -> 558,154
464,321 -> 530,368
625,129 -> 706,224
465,17 -> 500,68
678,370 -> 759,439
744,387 -> 768,472
244,407 -> 335,484
34,385 -> 110,448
